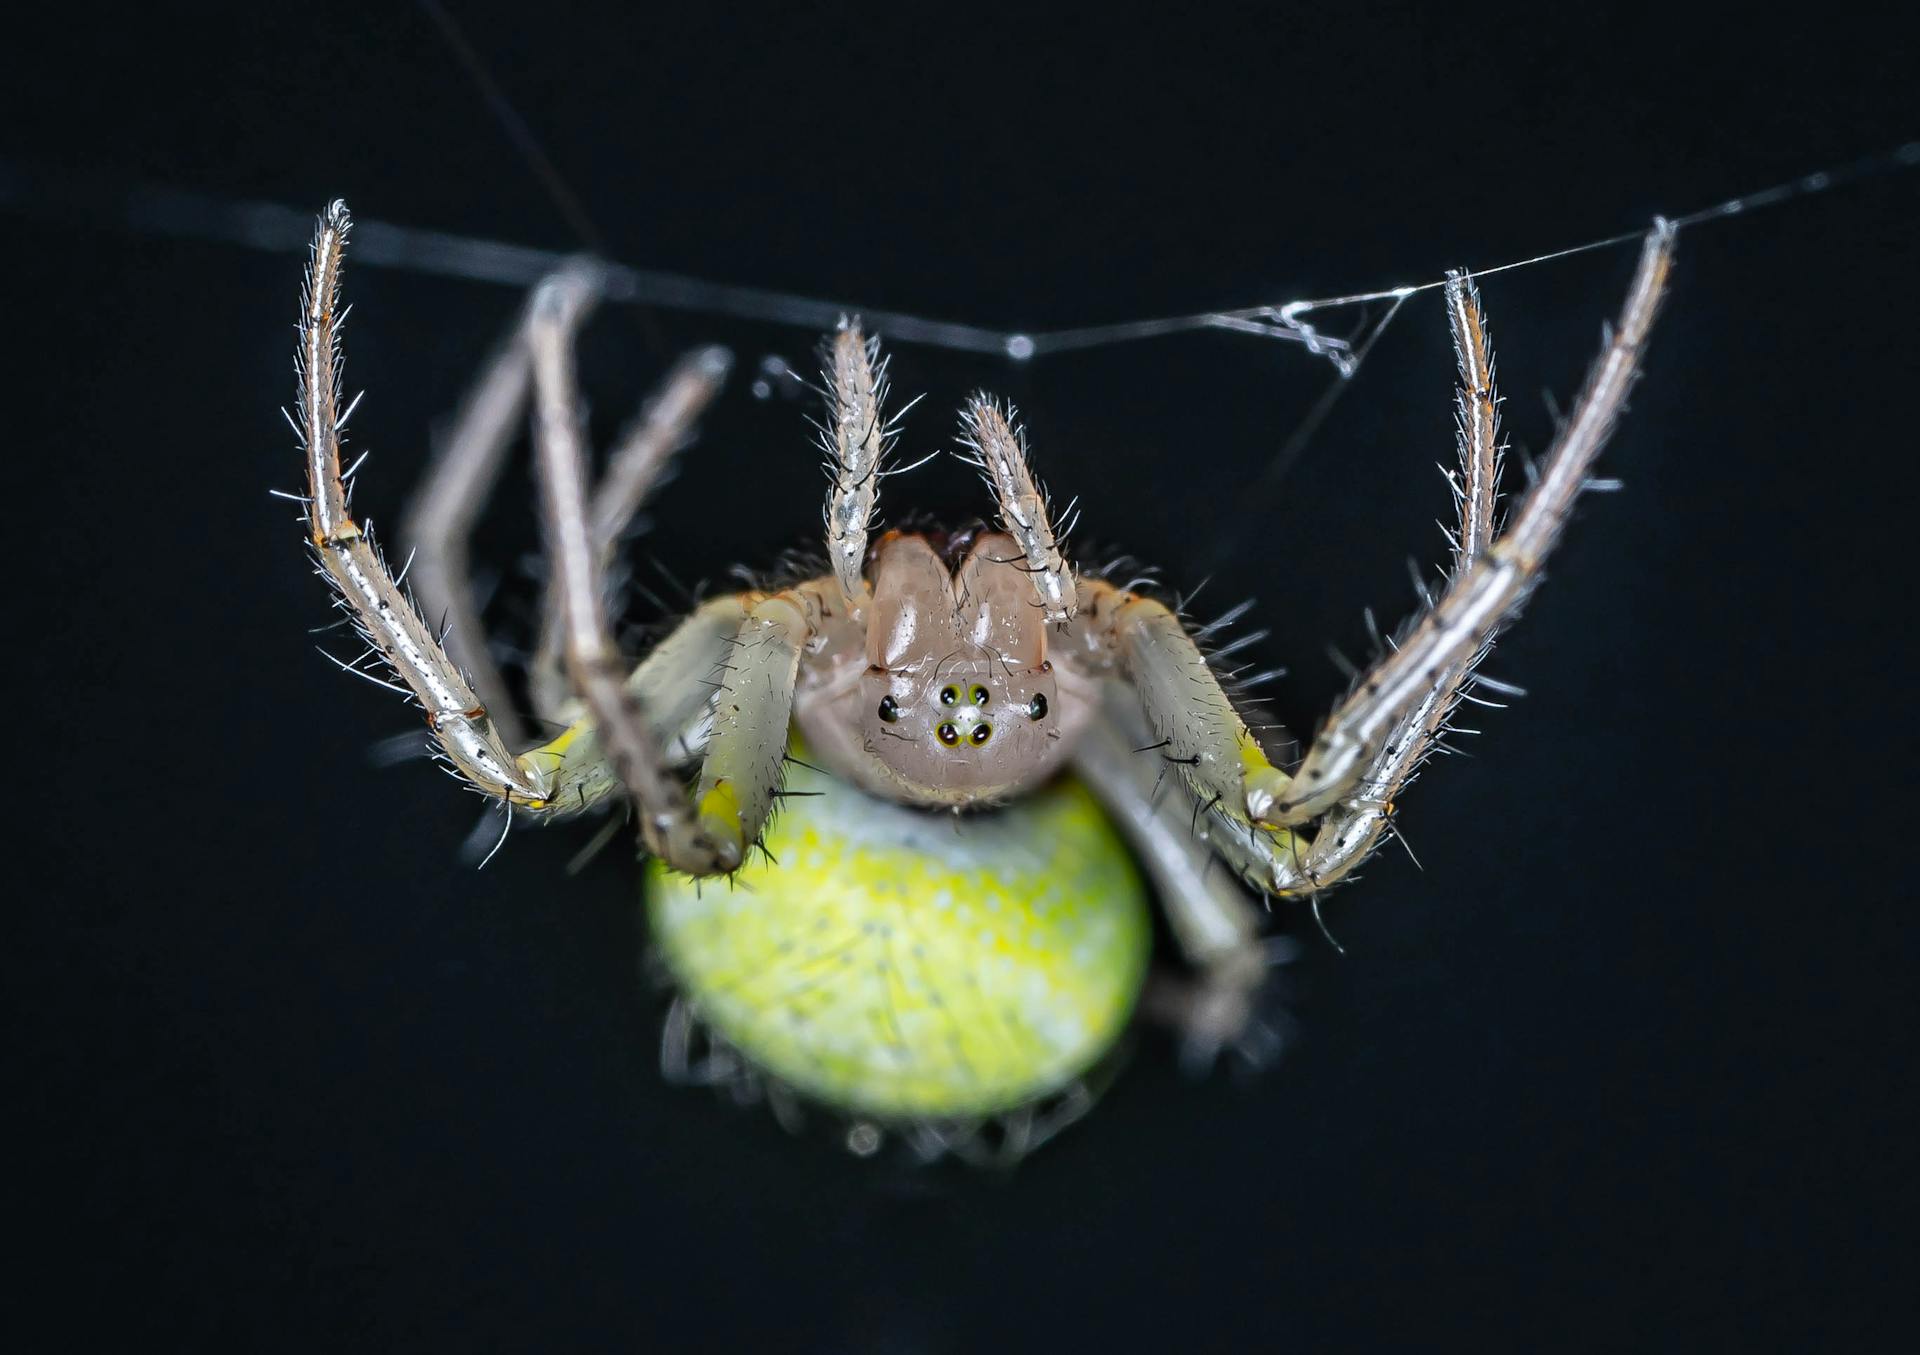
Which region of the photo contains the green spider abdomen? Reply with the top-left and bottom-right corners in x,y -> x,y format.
646,756 -> 1152,1121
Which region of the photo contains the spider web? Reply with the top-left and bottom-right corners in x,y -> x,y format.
3,138 -> 1908,577
3,140 -> 1910,368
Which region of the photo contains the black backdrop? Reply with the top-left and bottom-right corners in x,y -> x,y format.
9,3 -> 1915,1349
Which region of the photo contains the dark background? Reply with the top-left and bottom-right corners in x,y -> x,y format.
8,3 -> 1914,1349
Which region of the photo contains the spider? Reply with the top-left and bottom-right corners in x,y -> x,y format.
294,200 -> 1674,1162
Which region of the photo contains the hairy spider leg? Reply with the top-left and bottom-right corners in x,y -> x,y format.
1265,220 -> 1675,826
1259,258 -> 1514,889
299,205 -> 750,829
956,397 -> 1079,623
526,270 -> 765,872
398,270 -> 575,749
393,250 -> 729,732
1205,221 -> 1676,898
401,256 -> 733,788
1066,576 -> 1290,837
819,320 -> 894,606
676,323 -> 936,867
1050,222 -> 1671,900
298,201 -> 552,810
528,271 -> 910,872
1195,255 -> 1511,894
528,341 -> 731,718
1073,690 -> 1281,1069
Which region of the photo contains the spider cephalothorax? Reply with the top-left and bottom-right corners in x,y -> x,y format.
292,201 -> 1674,1153
805,529 -> 1084,807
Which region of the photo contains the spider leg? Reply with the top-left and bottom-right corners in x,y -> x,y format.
299,203 -> 769,842
1255,257 -> 1512,889
956,397 -> 1078,622
525,270 -> 743,872
1065,576 -> 1289,832
690,588 -> 821,867
1189,223 -> 1675,901
400,254 -> 732,770
297,202 -> 552,809
1070,221 -> 1671,899
518,594 -> 750,816
1265,220 -> 1675,825
399,276 -> 577,748
528,343 -> 731,719
1073,692 -> 1290,1070
819,320 -> 895,606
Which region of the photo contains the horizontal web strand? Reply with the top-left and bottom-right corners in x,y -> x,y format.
2,142 -> 1911,371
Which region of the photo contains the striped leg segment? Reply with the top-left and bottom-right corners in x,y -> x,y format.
397,278 -> 563,749
525,271 -> 743,872
296,202 -> 553,810
957,398 -> 1078,623
528,340 -> 731,720
1208,222 -> 1676,897
1265,221 -> 1675,828
1070,581 -> 1292,832
819,321 -> 898,606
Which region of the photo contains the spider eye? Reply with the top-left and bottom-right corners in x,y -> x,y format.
936,722 -> 960,746
1026,693 -> 1048,721
970,723 -> 993,745
939,686 -> 959,706
969,685 -> 990,706
877,694 -> 900,723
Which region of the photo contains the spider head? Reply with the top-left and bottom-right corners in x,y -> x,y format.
850,530 -> 1070,805
859,657 -> 1061,803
